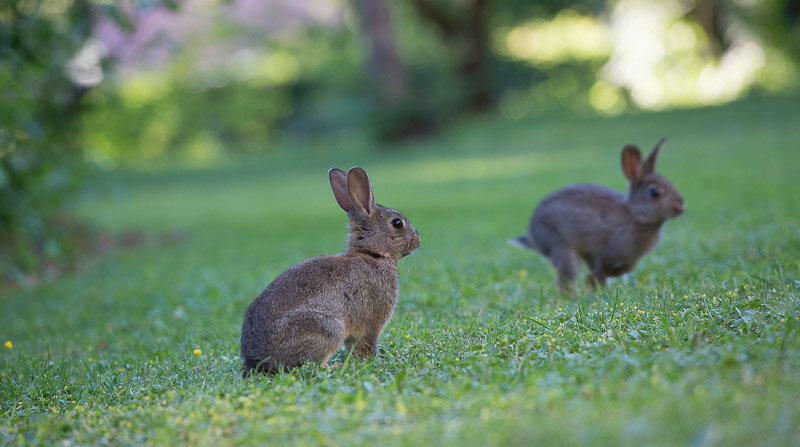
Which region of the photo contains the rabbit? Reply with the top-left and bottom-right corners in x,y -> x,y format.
240,166 -> 420,376
511,138 -> 684,292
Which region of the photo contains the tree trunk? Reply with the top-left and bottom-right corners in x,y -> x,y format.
409,0 -> 492,112
460,0 -> 490,111
354,0 -> 408,102
690,0 -> 726,56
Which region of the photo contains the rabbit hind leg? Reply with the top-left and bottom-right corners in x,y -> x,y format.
585,272 -> 606,290
548,246 -> 580,293
271,312 -> 346,369
582,256 -> 606,290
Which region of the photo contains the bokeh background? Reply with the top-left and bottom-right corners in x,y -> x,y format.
1,0 -> 799,283
3,2 -> 800,444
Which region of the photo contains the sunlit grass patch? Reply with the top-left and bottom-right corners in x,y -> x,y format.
2,94 -> 799,445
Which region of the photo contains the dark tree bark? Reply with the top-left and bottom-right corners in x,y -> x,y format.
689,0 -> 727,56
461,0 -> 490,111
409,0 -> 492,112
354,0 -> 440,140
354,0 -> 409,103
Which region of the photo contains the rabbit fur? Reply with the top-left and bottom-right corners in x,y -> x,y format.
240,167 -> 420,376
513,139 -> 684,292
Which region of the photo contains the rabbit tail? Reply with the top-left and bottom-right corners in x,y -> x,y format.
509,234 -> 537,250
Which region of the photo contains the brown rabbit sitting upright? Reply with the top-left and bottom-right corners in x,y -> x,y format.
512,139 -> 684,292
240,167 -> 420,376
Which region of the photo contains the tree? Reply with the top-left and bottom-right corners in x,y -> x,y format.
355,0 -> 410,104
409,0 -> 492,112
0,0 -> 176,285
353,0 -> 424,140
0,0 -> 95,283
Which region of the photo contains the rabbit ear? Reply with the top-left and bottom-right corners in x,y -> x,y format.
621,145 -> 643,182
643,138 -> 666,175
329,168 -> 353,213
346,167 -> 374,219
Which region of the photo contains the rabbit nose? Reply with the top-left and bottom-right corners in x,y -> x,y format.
674,199 -> 685,215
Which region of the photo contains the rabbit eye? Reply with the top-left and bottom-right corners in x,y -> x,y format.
391,218 -> 404,229
649,186 -> 661,198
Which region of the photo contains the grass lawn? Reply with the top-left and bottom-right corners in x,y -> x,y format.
2,93 -> 799,445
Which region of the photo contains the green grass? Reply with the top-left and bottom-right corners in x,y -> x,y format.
2,93 -> 800,445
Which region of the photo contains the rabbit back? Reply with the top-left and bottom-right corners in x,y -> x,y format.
529,183 -> 627,257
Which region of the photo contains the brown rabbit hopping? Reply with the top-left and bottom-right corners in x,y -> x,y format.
512,139 -> 684,292
240,167 -> 420,376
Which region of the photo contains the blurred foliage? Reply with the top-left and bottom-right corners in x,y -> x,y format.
0,0 -> 94,283
82,26 -> 367,165
358,0 -> 610,139
2,0 -> 799,282
83,0 -> 800,163
690,0 -> 800,57
83,0 -> 615,156
0,0 -> 177,284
